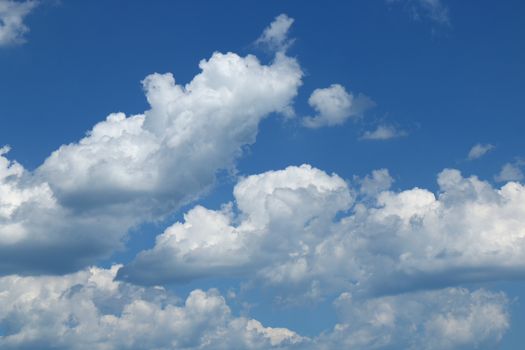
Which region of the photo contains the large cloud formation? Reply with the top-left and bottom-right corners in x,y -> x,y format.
0,265 -> 509,349
120,165 -> 525,299
0,12 -> 520,349
0,266 -> 304,350
0,16 -> 302,275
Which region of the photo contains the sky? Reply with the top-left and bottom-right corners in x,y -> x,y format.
0,0 -> 524,349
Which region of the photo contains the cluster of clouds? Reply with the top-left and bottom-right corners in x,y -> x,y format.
118,164 -> 525,298
0,11 -> 522,349
0,266 -> 304,350
114,162 -> 523,348
0,264 -> 508,349
0,20 -> 302,274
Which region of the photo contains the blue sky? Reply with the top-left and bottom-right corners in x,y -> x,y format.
0,0 -> 524,349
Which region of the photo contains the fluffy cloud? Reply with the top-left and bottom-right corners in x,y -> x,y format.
0,0 -> 37,46
314,288 -> 509,350
117,164 -> 352,286
121,165 -> 525,300
468,143 -> 495,160
0,264 -> 508,349
303,84 -> 374,128
0,16 -> 303,275
0,147 -> 140,274
360,124 -> 407,140
0,266 -> 304,350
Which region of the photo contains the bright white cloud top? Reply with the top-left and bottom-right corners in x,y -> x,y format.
119,165 -> 525,299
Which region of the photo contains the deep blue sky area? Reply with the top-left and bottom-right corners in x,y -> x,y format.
1,1 -> 525,349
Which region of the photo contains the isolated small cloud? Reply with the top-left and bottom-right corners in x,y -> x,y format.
0,0 -> 37,46
256,13 -> 294,52
495,161 -> 524,182
468,143 -> 494,160
303,84 -> 374,128
361,123 -> 407,140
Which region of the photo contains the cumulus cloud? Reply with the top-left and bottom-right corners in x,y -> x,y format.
315,288 -> 509,350
387,0 -> 450,25
302,84 -> 374,128
117,164 -> 352,286
0,266 -> 304,350
256,14 -> 294,52
0,264 -> 508,349
0,19 -> 303,275
495,161 -> 524,182
0,0 -> 37,46
468,143 -> 494,160
360,124 -> 407,140
121,165 -> 525,301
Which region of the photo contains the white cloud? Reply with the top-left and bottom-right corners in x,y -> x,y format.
0,264 -> 507,349
117,164 -> 352,285
121,165 -> 525,301
302,84 -> 374,128
0,19 -> 303,275
0,266 -> 304,350
315,288 -> 509,350
256,14 -> 294,52
495,161 -> 524,182
468,143 -> 494,160
360,124 -> 407,140
0,0 -> 37,46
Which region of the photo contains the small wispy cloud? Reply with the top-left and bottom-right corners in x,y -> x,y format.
495,160 -> 524,183
360,124 -> 408,140
387,0 -> 450,25
0,0 -> 38,46
256,13 -> 295,52
467,143 -> 495,160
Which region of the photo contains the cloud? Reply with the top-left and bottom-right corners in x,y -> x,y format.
256,14 -> 294,52
468,143 -> 495,160
117,164 -> 352,285
315,288 -> 509,350
0,266 -> 304,350
0,0 -> 37,46
387,0 -> 450,25
0,20 -> 303,275
120,165 -> 525,301
495,161 -> 524,182
302,84 -> 374,128
360,124 -> 408,140
355,168 -> 394,198
0,264 -> 508,349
